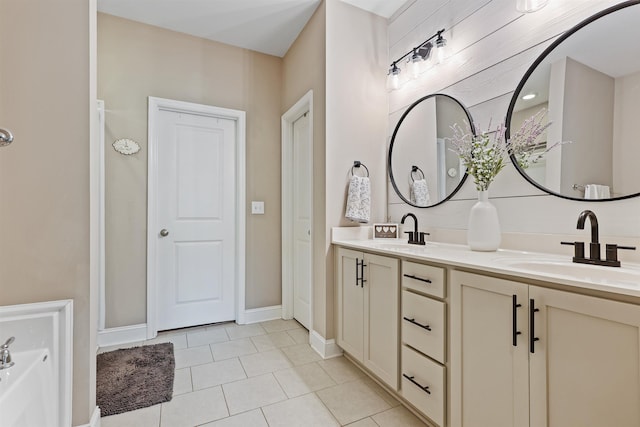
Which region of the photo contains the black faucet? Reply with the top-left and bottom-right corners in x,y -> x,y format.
576,209 -> 600,261
401,213 -> 428,245
562,210 -> 635,267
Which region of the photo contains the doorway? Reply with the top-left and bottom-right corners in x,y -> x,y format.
282,91 -> 313,331
147,97 -> 246,337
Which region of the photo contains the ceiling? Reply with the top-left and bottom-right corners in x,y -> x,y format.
341,0 -> 411,19
97,0 -> 410,58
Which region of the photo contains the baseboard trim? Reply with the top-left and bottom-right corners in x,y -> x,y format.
98,324 -> 147,348
310,329 -> 343,359
75,406 -> 101,427
242,305 -> 283,324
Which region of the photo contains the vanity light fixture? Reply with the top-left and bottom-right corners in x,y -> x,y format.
522,92 -> 537,100
387,29 -> 446,91
516,0 -> 549,13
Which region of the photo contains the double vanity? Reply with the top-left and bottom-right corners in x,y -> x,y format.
348,2 -> 640,426
333,227 -> 640,427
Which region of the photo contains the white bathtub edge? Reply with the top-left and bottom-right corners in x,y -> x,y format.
0,299 -> 73,427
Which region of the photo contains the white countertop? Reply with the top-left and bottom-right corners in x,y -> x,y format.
332,230 -> 640,300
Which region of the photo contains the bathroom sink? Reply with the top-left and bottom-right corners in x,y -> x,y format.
494,256 -> 640,284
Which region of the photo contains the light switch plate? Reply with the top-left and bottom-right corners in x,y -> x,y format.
251,201 -> 265,214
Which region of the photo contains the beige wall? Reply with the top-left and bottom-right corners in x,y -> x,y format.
0,0 -> 96,424
98,13 -> 283,327
559,57 -> 614,194
613,70 -> 640,195
282,0 -> 387,340
325,0 -> 388,339
282,1 -> 327,337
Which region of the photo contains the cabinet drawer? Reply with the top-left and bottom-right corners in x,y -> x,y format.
401,345 -> 445,427
402,261 -> 445,298
402,291 -> 445,363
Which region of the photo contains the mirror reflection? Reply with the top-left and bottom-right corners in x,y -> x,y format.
506,1 -> 640,201
389,94 -> 472,207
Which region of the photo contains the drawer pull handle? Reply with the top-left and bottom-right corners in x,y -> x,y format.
403,317 -> 431,331
403,274 -> 431,284
403,373 -> 431,394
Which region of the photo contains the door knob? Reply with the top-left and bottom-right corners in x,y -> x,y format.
160,229 -> 169,237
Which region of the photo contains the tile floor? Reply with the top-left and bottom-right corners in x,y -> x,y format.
99,319 -> 429,427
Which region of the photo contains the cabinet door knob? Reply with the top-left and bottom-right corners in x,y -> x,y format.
160,229 -> 169,237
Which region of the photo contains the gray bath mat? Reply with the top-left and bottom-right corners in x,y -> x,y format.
97,342 -> 175,417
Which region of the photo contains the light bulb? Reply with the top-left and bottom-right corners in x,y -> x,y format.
435,33 -> 448,64
386,63 -> 401,91
407,49 -> 423,79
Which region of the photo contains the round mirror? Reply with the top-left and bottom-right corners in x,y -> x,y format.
506,1 -> 640,201
389,94 -> 474,207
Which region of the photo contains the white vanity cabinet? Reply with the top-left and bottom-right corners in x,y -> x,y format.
335,247 -> 399,390
450,270 -> 640,427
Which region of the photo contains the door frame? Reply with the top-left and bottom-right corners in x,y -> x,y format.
147,96 -> 246,339
96,99 -> 106,332
281,90 -> 313,327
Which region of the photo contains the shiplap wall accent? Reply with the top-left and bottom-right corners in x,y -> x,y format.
387,0 -> 640,241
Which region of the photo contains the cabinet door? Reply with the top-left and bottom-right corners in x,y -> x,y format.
450,271 -> 530,427
529,287 -> 640,427
364,253 -> 399,390
335,247 -> 364,361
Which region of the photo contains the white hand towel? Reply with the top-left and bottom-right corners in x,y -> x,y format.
345,175 -> 371,223
411,179 -> 430,206
584,184 -> 610,200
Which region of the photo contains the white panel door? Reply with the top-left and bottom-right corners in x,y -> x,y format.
292,112 -> 311,329
156,109 -> 236,330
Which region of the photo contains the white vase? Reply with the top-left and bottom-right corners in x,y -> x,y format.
467,190 -> 501,251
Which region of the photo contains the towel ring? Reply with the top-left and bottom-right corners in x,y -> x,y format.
411,165 -> 424,182
351,161 -> 370,177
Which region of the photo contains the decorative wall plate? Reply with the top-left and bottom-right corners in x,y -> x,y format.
113,138 -> 141,155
